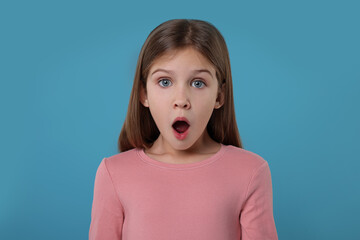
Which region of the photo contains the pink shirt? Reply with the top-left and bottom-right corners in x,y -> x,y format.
89,143 -> 278,240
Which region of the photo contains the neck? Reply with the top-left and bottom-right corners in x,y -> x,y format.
148,130 -> 219,158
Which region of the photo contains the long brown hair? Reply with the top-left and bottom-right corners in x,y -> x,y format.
118,19 -> 242,152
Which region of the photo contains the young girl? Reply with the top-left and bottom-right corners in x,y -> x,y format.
89,19 -> 278,240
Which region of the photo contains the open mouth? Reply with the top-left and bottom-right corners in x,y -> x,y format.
172,121 -> 190,134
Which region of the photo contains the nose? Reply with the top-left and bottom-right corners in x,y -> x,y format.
173,88 -> 191,110
174,100 -> 190,109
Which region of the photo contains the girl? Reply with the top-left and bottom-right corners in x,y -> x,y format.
89,19 -> 278,240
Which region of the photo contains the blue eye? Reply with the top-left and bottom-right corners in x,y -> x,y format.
159,78 -> 172,87
192,80 -> 205,88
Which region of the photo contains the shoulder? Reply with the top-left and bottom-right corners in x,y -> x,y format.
99,148 -> 140,175
106,147 -> 139,162
223,144 -> 269,172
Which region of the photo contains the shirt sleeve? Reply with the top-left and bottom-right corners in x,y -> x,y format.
89,158 -> 124,240
240,161 -> 278,240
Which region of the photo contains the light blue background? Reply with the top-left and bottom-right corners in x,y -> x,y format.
1,0 -> 359,239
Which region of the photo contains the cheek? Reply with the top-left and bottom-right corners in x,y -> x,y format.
195,94 -> 217,117
147,96 -> 168,124
148,107 -> 166,130
194,102 -> 215,119
147,88 -> 170,101
194,92 -> 217,107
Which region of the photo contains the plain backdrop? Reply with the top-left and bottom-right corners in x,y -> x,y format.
1,0 -> 359,239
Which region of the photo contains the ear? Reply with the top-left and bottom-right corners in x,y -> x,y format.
140,83 -> 149,107
214,82 -> 225,109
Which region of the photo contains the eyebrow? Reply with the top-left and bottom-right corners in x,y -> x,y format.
150,68 -> 213,78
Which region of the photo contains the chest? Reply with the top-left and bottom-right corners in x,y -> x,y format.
120,171 -> 241,239
122,171 -> 239,222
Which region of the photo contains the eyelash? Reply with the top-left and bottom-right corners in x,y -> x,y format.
158,78 -> 206,88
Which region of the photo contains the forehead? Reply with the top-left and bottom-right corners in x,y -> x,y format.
149,47 -> 215,73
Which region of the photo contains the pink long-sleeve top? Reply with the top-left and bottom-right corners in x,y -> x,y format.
89,143 -> 278,240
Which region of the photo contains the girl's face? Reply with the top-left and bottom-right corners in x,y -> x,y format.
140,47 -> 224,152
